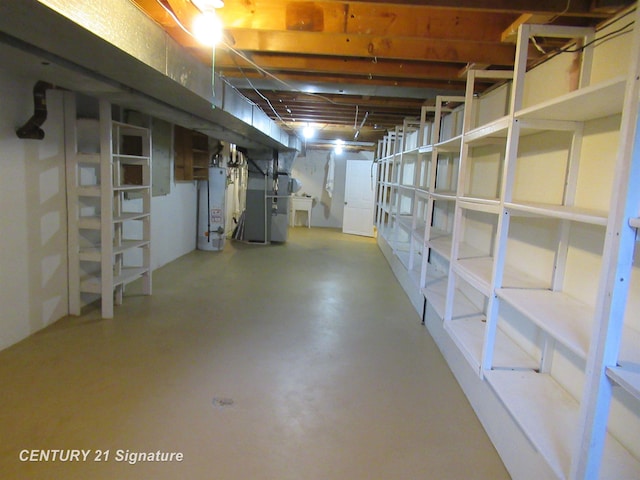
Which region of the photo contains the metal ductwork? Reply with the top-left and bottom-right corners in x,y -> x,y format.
0,0 -> 301,152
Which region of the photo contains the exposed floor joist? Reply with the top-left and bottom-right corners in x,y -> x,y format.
130,0 -> 631,146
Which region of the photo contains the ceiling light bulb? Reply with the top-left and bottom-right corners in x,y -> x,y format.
303,125 -> 314,139
193,10 -> 223,46
335,139 -> 344,155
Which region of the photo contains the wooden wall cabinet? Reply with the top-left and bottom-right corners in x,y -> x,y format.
174,125 -> 210,181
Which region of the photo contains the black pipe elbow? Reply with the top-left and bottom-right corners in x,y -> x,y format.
16,81 -> 54,140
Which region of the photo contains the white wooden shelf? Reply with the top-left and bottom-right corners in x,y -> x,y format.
114,184 -> 151,192
607,367 -> 640,401
80,267 -> 149,294
421,280 -> 446,319
445,316 -> 487,372
77,212 -> 150,230
457,241 -> 486,260
515,76 -> 626,123
485,369 -> 640,480
116,212 -> 150,223
458,197 -> 502,214
454,257 -> 493,296
112,120 -> 148,131
397,215 -> 413,231
431,190 -> 457,200
496,288 -> 593,360
445,317 -> 539,374
113,154 -> 150,164
505,201 -> 608,226
415,188 -> 430,199
419,144 -> 434,154
455,257 -> 547,297
423,275 -> 453,320
464,116 -> 510,145
484,369 -> 577,479
427,232 -> 453,260
435,134 -> 463,152
79,240 -> 150,262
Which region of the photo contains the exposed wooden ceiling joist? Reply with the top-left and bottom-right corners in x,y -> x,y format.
223,29 -> 518,65
223,71 -> 467,91
214,51 -> 469,82
305,0 -> 613,16
129,0 -> 633,146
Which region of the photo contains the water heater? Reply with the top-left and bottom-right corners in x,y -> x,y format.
197,166 -> 227,251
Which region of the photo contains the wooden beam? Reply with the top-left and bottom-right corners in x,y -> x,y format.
215,51 -> 466,81
214,1 -> 516,41
309,0 -> 608,16
344,5 -> 514,40
243,93 -> 425,116
223,69 -> 467,90
501,13 -> 558,42
261,108 -> 424,123
221,29 -> 517,65
249,92 -> 430,109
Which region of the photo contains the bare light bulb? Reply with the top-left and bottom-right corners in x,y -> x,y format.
303,125 -> 314,139
193,10 -> 223,46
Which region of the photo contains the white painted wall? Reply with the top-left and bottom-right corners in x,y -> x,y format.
152,180 -> 197,270
291,148 -> 373,228
0,74 -> 68,350
0,69 -> 199,350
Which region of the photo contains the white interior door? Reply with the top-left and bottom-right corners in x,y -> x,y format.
343,160 -> 376,237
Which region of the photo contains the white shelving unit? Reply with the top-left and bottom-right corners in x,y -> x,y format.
65,94 -> 152,318
421,96 -> 465,321
376,113 -> 433,289
375,6 -> 640,479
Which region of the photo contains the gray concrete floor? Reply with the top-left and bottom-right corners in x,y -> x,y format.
0,228 -> 510,479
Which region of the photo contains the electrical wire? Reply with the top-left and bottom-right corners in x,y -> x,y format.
548,0 -> 571,24
559,21 -> 634,53
531,8 -> 636,68
229,56 -> 289,125
531,36 -> 547,55
154,0 -> 197,38
222,43 -> 346,107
